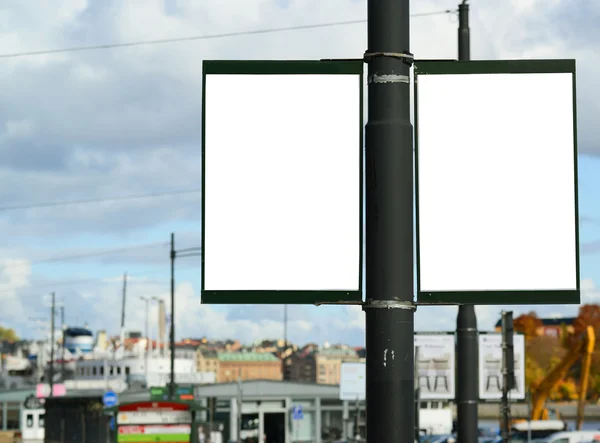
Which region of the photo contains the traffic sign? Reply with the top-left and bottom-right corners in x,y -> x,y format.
150,386 -> 169,401
103,390 -> 118,407
201,60 -> 364,305
413,59 -> 579,305
292,405 -> 303,420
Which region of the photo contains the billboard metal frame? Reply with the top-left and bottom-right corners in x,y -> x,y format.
201,60 -> 364,304
413,59 -> 580,305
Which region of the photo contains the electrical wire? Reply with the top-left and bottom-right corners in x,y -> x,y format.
0,10 -> 455,59
0,241 -> 169,273
0,262 -> 200,297
0,189 -> 201,213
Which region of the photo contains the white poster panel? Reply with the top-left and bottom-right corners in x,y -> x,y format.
340,335 -> 456,401
340,362 -> 365,401
416,71 -> 577,295
204,72 -> 361,293
415,334 -> 456,400
478,333 -> 525,400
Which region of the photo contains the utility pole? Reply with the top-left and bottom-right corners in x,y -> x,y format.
49,292 -> 55,398
501,311 -> 515,443
455,2 -> 479,443
120,273 -> 127,349
169,232 -> 176,399
237,376 -> 242,443
364,0 -> 414,441
60,306 -> 65,381
414,346 -> 421,442
140,296 -> 150,386
283,304 -> 287,347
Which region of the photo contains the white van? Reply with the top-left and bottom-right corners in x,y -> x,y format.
542,431 -> 600,443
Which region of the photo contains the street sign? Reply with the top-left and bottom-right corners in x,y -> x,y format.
414,59 -> 579,305
149,386 -> 169,401
292,405 -> 303,420
201,60 -> 364,304
103,390 -> 118,407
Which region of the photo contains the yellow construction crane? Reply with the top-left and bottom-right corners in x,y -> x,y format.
530,325 -> 595,429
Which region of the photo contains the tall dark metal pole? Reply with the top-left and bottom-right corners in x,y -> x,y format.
169,233 -> 176,399
49,292 -> 55,398
456,2 -> 479,443
283,304 -> 288,347
60,306 -> 65,381
365,0 -> 414,441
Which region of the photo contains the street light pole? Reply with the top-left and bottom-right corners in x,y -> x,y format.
170,232 -> 176,399
365,0 -> 414,442
49,292 -> 55,398
455,3 -> 479,443
140,296 -> 150,386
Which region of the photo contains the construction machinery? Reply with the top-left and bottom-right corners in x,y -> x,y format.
530,325 -> 595,429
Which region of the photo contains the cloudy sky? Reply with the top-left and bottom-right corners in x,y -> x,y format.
0,0 -> 599,346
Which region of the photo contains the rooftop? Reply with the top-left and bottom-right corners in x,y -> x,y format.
218,352 -> 279,362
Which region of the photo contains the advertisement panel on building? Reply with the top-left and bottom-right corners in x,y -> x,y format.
116,402 -> 193,442
118,424 -> 192,442
341,334 -> 456,401
478,333 -> 526,400
415,334 -> 456,400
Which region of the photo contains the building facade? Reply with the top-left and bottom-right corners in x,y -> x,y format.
218,352 -> 282,382
197,349 -> 220,381
315,348 -> 361,385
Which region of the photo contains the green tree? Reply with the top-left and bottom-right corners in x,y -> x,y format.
0,327 -> 19,342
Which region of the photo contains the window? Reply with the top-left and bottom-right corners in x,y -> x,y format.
117,367 -> 121,375
92,367 -> 97,375
38,414 -> 45,428
26,414 -> 33,428
109,366 -> 114,375
125,366 -> 130,375
100,366 -> 104,375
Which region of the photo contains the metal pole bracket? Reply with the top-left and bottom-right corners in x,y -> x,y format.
362,299 -> 417,311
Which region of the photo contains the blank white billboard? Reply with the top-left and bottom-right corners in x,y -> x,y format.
478,333 -> 526,400
203,65 -> 362,300
415,67 -> 578,300
340,362 -> 366,401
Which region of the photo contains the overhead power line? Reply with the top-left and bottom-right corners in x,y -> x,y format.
0,241 -> 169,274
0,11 -> 454,59
0,262 -> 202,298
0,188 -> 201,212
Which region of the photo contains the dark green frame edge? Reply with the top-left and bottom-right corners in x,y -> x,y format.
413,59 -> 580,305
201,60 -> 364,305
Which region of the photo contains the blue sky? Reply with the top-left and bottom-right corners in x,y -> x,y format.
0,0 -> 599,346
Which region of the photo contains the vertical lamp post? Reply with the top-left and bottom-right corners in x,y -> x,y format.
140,296 -> 150,386
169,233 -> 202,399
455,2 -> 479,443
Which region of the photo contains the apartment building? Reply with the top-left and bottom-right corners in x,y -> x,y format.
315,348 -> 361,385
197,349 -> 220,381
218,352 -> 283,382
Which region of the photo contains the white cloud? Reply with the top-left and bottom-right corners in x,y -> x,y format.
0,0 -> 597,346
